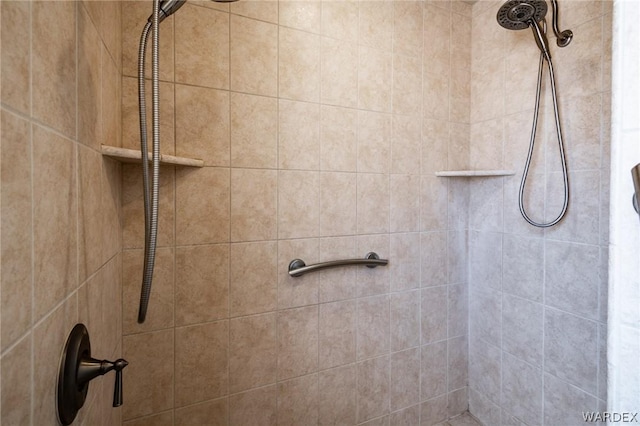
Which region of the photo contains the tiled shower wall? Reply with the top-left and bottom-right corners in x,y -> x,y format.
467,1 -> 611,424
1,1 -> 123,425
120,0 -> 471,424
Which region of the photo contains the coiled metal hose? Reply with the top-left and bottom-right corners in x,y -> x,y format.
519,43 -> 569,228
137,0 -> 161,323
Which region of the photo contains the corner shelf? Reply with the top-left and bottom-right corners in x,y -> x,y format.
435,170 -> 515,177
101,145 -> 204,168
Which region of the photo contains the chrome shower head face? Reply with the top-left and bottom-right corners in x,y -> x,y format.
497,0 -> 548,30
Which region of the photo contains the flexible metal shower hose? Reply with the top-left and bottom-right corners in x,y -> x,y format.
137,0 -> 161,323
519,50 -> 569,227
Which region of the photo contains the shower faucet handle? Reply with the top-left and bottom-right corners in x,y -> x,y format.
57,324 -> 129,425
77,357 -> 129,407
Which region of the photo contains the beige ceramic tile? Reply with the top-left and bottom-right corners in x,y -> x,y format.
175,321 -> 229,407
175,398 -> 228,426
357,173 -> 390,235
321,37 -> 358,108
390,289 -> 420,351
1,1 -> 30,114
357,295 -> 390,360
390,405 -> 420,425
391,115 -> 421,175
278,100 -> 320,170
78,4 -> 102,150
175,84 -> 230,166
394,1 -> 423,57
230,241 -> 278,317
471,3 -> 505,61
123,329 -> 174,420
121,77 -> 175,153
469,118 -> 503,170
421,176 -> 449,232
231,168 -> 278,241
357,355 -> 390,423
390,348 -> 420,411
421,119 -> 449,175
278,238 -> 319,309
277,374 -> 319,425
358,110 -> 391,173
277,305 -> 319,380
32,1 -> 76,137
358,1 -> 393,51
230,15 -> 278,96
279,27 -> 320,102
450,7 -> 471,117
101,44 -> 122,148
389,233 -> 420,292
450,65 -> 471,124
230,92 -> 278,169
33,125 -> 77,320
548,93 -> 602,172
230,0 -> 278,23
78,270 -> 105,357
422,394 -> 448,425
175,244 -> 229,325
393,54 -> 423,117
448,389 -> 470,419
423,71 -> 450,121
503,42 -> 540,116
278,170 -> 320,239
33,296 -> 77,425
101,158 -> 122,264
321,0 -> 358,41
1,336 -> 31,425
279,1 -> 321,33
421,286 -> 448,344
1,111 -> 32,350
319,365 -> 357,425
99,1 -> 122,71
449,123 -> 470,171
319,300 -> 356,369
78,146 -> 104,283
122,248 -> 174,335
390,175 -> 420,232
358,47 -> 392,113
320,105 -> 357,172
123,410 -> 174,426
470,56 -> 504,123
103,256 -> 123,356
175,167 -> 230,245
121,1 -> 174,80
229,385 -> 277,426
121,164 -> 175,249
230,313 -> 277,393
423,3 -> 451,76
175,4 -> 229,89
421,341 -> 447,401
319,172 -> 357,237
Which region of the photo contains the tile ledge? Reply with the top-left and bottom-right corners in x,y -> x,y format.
101,145 -> 204,168
435,170 -> 515,177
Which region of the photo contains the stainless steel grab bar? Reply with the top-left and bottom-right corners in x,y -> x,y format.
288,252 -> 388,277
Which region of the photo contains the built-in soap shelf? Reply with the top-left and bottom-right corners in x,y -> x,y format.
101,145 -> 204,168
435,170 -> 515,177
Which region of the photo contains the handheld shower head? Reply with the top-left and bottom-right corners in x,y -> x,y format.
497,0 -> 552,60
148,0 -> 186,23
147,0 -> 240,22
